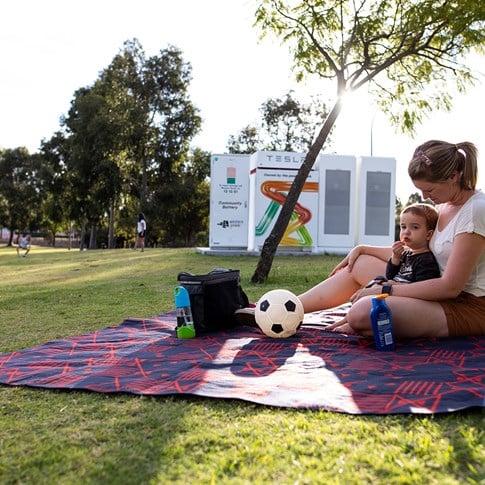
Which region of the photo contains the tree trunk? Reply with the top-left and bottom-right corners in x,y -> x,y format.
140,145 -> 148,209
89,223 -> 97,249
68,222 -> 73,250
108,201 -> 115,249
79,220 -> 86,251
251,98 -> 343,283
7,227 -> 15,247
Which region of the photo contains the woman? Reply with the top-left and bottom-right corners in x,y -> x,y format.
301,140 -> 485,337
134,213 -> 147,252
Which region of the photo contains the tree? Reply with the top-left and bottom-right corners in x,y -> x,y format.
407,192 -> 426,205
149,148 -> 210,246
99,39 -> 202,245
227,125 -> 261,154
260,91 -> 328,151
58,39 -> 202,249
62,86 -> 121,249
251,0 -> 485,282
0,147 -> 43,245
38,132 -> 73,247
227,91 -> 329,153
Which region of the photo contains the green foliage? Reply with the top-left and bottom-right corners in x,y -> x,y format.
407,192 -> 427,205
0,147 -> 43,236
149,148 -> 211,246
38,132 -> 74,244
0,247 -> 483,484
0,39 -> 207,249
227,91 -> 330,153
227,125 -> 262,154
255,0 -> 485,134
58,39 -> 204,248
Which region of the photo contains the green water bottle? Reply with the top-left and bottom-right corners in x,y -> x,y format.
174,286 -> 196,339
370,293 -> 395,350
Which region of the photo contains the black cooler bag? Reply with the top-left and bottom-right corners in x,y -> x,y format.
177,268 -> 249,333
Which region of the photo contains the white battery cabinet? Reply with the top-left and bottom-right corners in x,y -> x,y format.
206,151 -> 396,255
356,156 -> 396,247
317,154 -> 358,255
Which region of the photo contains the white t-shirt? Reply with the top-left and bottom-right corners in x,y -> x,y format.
430,190 -> 485,297
137,219 -> 146,233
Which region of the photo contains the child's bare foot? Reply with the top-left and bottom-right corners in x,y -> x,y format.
326,318 -> 360,335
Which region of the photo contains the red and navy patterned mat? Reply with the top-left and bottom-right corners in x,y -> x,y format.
0,307 -> 483,414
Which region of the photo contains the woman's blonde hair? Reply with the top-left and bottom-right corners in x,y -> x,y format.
408,140 -> 478,190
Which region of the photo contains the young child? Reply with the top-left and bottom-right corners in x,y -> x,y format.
386,203 -> 440,283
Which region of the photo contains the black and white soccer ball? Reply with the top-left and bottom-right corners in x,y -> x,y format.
255,289 -> 304,338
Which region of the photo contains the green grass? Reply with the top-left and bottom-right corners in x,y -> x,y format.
0,245 -> 483,484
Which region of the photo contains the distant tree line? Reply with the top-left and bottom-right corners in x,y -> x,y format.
0,37 -> 424,250
0,39 -> 210,249
0,38 -> 335,249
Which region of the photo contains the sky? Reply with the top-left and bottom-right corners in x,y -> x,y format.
1,0 -> 484,201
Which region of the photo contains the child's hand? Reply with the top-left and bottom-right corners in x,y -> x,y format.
391,241 -> 405,265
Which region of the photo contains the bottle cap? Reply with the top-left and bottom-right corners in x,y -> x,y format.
174,285 -> 191,308
375,293 -> 389,300
177,325 -> 196,339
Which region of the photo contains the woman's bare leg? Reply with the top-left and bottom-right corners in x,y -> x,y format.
298,255 -> 386,312
335,295 -> 449,338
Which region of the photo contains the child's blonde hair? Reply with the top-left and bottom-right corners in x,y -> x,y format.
401,203 -> 438,231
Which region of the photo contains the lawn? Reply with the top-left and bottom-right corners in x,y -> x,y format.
0,245 -> 483,484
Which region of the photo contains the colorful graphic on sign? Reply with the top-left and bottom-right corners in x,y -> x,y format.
226,167 -> 236,184
256,180 -> 319,246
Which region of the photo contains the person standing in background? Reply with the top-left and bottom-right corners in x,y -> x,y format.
134,213 -> 147,252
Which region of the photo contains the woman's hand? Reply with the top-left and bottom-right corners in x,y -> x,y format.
349,285 -> 381,303
329,246 -> 363,276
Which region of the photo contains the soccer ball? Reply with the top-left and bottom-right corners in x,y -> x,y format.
255,289 -> 304,338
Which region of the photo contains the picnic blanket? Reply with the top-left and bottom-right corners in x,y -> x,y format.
0,306 -> 483,414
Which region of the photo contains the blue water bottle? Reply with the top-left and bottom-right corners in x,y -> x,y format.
370,294 -> 395,350
174,286 -> 196,339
